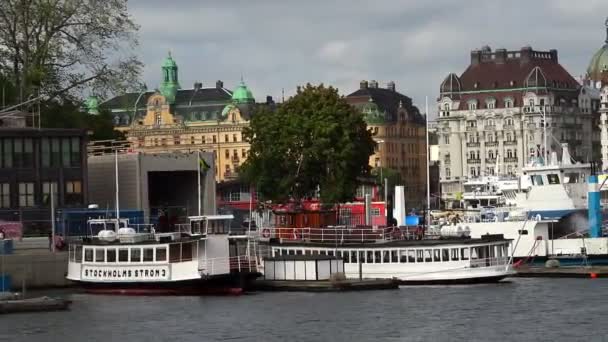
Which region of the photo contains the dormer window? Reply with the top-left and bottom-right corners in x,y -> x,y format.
474,82 -> 479,89
510,80 -> 515,87
467,100 -> 478,110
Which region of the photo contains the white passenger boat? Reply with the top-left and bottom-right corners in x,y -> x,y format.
259,212 -> 513,285
66,215 -> 259,295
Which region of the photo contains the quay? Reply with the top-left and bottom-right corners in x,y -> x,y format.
515,266 -> 608,278
253,278 -> 399,292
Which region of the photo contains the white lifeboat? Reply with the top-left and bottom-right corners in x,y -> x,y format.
97,230 -> 117,242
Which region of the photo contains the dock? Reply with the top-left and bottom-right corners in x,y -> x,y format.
254,279 -> 399,292
515,266 -> 608,278
0,296 -> 71,314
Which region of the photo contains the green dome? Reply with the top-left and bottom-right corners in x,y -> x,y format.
587,19 -> 608,81
162,52 -> 177,68
231,80 -> 255,104
85,96 -> 99,115
361,98 -> 385,124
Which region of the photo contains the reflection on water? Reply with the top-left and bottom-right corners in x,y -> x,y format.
1,278 -> 607,342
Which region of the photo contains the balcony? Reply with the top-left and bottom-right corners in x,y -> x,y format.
466,126 -> 477,132
466,142 -> 480,148
223,171 -> 239,180
485,158 -> 497,164
467,158 -> 481,164
504,157 -> 518,163
484,125 -> 496,131
485,141 -> 498,147
503,124 -> 515,131
504,140 -> 517,146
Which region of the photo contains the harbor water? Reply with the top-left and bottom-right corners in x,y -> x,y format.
1,278 -> 607,342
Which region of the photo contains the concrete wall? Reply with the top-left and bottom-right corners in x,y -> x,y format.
1,251 -> 70,290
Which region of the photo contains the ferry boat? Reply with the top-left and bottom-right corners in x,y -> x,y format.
66,215 -> 259,295
259,211 -> 513,285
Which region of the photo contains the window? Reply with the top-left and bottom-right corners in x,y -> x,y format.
374,251 -> 381,263
225,149 -> 229,158
399,250 -> 408,263
532,175 -> 544,186
156,247 -> 167,262
242,149 -> 247,158
224,134 -> 229,142
350,251 -> 358,263
506,133 -> 512,141
62,138 -> 71,167
547,174 -> 560,184
41,138 -> 50,167
371,208 -> 380,216
13,139 -> 23,167
528,99 -> 534,107
169,244 -> 181,262
201,136 -> 206,144
505,99 -> 513,108
75,246 -> 82,262
444,135 -> 450,144
70,138 -> 80,167
468,101 -> 477,110
42,182 -> 58,206
181,242 -> 193,261
143,248 -> 154,262
212,135 -> 217,143
450,248 -> 459,261
461,248 -> 470,260
95,248 -> 105,262
445,168 -> 451,178
119,248 -> 129,262
130,248 -> 141,262
23,139 -> 33,167
391,250 -> 398,263
416,250 -> 424,262
85,248 -> 93,262
107,249 -> 116,263
1,139 -> 13,168
507,150 -> 513,158
442,249 -> 450,261
233,134 -> 238,142
424,249 -> 432,262
51,138 -> 61,166
467,121 -> 477,128
0,183 -> 9,208
65,180 -> 82,206
18,182 -> 34,207
433,249 -> 441,262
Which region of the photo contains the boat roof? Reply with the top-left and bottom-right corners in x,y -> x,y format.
265,255 -> 342,261
187,215 -> 234,221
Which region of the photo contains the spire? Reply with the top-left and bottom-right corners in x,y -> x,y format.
160,50 -> 180,104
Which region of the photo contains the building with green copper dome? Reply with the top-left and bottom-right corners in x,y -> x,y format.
587,17 -> 608,85
100,52 -> 274,183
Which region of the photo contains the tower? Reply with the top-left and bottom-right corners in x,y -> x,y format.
159,51 -> 180,104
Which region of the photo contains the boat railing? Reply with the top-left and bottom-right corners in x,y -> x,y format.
469,256 -> 509,268
262,226 -> 427,243
199,255 -> 257,274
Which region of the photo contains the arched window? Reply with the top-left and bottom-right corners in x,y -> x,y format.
506,133 -> 512,141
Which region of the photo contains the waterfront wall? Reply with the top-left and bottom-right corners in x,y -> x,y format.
0,251 -> 70,290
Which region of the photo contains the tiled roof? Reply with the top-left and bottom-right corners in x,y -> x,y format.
346,87 -> 424,124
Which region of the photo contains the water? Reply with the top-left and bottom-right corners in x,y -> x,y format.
1,278 -> 607,342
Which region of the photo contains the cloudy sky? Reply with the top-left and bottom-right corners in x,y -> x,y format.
128,0 -> 608,116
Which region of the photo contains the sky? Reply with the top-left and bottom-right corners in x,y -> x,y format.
128,0 -> 608,117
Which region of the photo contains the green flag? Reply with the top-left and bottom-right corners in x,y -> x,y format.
199,156 -> 210,173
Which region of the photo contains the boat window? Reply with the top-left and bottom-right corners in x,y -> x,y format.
119,248 -> 129,262
547,174 -> 560,184
442,248 -> 450,262
470,247 -> 479,260
496,245 -> 503,258
320,250 -> 327,256
461,248 -> 470,260
296,249 -> 303,255
107,248 -> 116,263
289,249 -> 296,255
433,249 -> 441,262
374,251 -> 382,263
312,250 -> 319,256
399,250 -> 408,263
367,251 -> 373,263
95,248 -> 105,263
350,251 -> 358,263
181,242 -> 193,261
424,249 -> 432,262
391,250 -> 398,263
383,250 -> 390,263
532,175 -> 544,186
416,250 -> 424,263
75,245 -> 82,263
359,251 -> 365,263
143,248 -> 154,262
131,248 -> 141,262
156,247 -> 167,262
304,250 -> 311,255
408,250 -> 416,263
169,244 -> 181,262
450,248 -> 459,261
564,173 -> 579,184
84,248 -> 93,262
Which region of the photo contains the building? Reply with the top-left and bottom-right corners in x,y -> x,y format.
584,17 -> 608,170
0,118 -> 88,233
436,46 -> 592,206
87,148 -> 216,223
345,80 -> 427,209
100,52 -> 272,182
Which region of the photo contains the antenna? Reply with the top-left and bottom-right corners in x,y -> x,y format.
115,148 -> 120,228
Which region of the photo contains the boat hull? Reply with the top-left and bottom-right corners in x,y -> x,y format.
398,274 -> 510,285
74,272 -> 260,296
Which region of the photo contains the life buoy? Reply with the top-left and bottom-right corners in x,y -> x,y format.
261,228 -> 271,238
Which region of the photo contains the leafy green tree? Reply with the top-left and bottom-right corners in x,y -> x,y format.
40,100 -> 123,141
241,84 -> 376,204
0,0 -> 141,103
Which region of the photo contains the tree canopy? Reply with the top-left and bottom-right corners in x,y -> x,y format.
241,84 -> 376,204
0,0 -> 142,103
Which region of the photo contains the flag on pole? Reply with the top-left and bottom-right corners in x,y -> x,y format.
199,156 -> 210,173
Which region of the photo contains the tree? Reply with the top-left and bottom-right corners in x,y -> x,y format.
40,101 -> 124,141
0,0 -> 142,103
241,84 -> 376,204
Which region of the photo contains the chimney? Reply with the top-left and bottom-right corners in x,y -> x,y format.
495,48 -> 507,63
549,49 -> 558,62
360,80 -> 368,89
369,80 -> 378,88
194,82 -> 202,90
216,80 -> 224,89
387,81 -> 396,91
520,46 -> 533,64
470,49 -> 481,66
266,95 -> 274,104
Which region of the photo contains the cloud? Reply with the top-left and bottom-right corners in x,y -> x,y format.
127,0 -> 608,116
